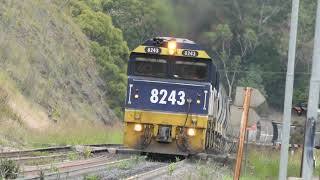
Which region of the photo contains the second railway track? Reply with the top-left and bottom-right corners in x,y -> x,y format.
1,144 -> 234,179
20,156 -> 133,179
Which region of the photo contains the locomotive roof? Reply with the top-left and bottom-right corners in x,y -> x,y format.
131,37 -> 211,59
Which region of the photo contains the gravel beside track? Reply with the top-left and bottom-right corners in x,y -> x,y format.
151,160 -> 231,180
99,159 -> 168,179
125,159 -> 186,180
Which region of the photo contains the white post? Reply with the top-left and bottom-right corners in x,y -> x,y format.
302,0 -> 320,178
279,0 -> 300,179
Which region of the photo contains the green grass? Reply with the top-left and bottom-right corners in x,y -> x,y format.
0,159 -> 19,179
24,121 -> 123,148
107,156 -> 146,170
84,174 -> 101,180
239,149 -> 320,179
189,149 -> 320,180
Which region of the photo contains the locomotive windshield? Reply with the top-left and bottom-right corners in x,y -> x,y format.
173,61 -> 208,81
129,55 -> 211,82
133,57 -> 167,78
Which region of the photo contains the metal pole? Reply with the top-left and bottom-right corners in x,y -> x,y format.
279,0 -> 300,179
234,87 -> 252,180
302,0 -> 320,178
300,119 -> 307,177
244,129 -> 249,176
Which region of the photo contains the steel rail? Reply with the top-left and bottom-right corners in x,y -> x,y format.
125,159 -> 186,180
21,158 -> 132,180
22,155 -> 115,174
9,154 -> 69,163
0,146 -> 72,158
0,144 -> 124,159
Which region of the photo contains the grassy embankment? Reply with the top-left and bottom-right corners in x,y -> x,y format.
223,149 -> 320,179
0,0 -> 124,148
0,72 -> 122,148
4,120 -> 123,148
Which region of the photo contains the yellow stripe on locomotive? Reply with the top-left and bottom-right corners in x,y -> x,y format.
132,45 -> 211,59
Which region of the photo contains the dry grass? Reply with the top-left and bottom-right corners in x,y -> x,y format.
0,119 -> 122,148
26,121 -> 123,147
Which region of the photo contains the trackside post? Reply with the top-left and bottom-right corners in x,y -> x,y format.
234,87 -> 252,180
302,0 -> 320,178
279,0 -> 300,179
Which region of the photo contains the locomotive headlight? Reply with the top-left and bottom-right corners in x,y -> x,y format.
134,89 -> 139,99
187,128 -> 196,136
196,94 -> 201,104
134,124 -> 143,132
168,41 -> 177,55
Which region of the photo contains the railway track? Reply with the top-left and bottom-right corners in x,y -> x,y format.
125,159 -> 187,180
9,154 -> 69,164
20,156 -> 131,179
1,144 -> 234,179
0,144 -> 125,167
0,144 -> 123,159
0,146 -> 72,159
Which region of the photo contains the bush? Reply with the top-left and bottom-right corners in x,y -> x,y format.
0,159 -> 19,179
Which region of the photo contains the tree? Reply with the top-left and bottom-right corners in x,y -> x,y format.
69,0 -> 129,117
196,0 -> 291,103
203,24 -> 256,98
101,0 -> 178,49
238,65 -> 266,96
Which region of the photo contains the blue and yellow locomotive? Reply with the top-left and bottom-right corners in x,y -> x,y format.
123,37 -> 230,155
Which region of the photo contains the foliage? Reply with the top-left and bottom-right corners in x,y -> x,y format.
68,0 -> 316,116
202,24 -> 242,98
167,162 -> 176,176
68,151 -> 79,161
197,0 -> 289,103
69,0 -> 129,117
243,149 -> 320,179
39,170 -> 45,180
238,65 -> 266,96
101,0 -> 179,49
84,146 -> 92,159
115,156 -> 145,170
0,159 -> 19,179
85,175 -> 102,180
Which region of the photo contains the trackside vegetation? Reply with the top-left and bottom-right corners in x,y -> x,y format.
223,149 -> 320,179
68,0 -> 129,118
